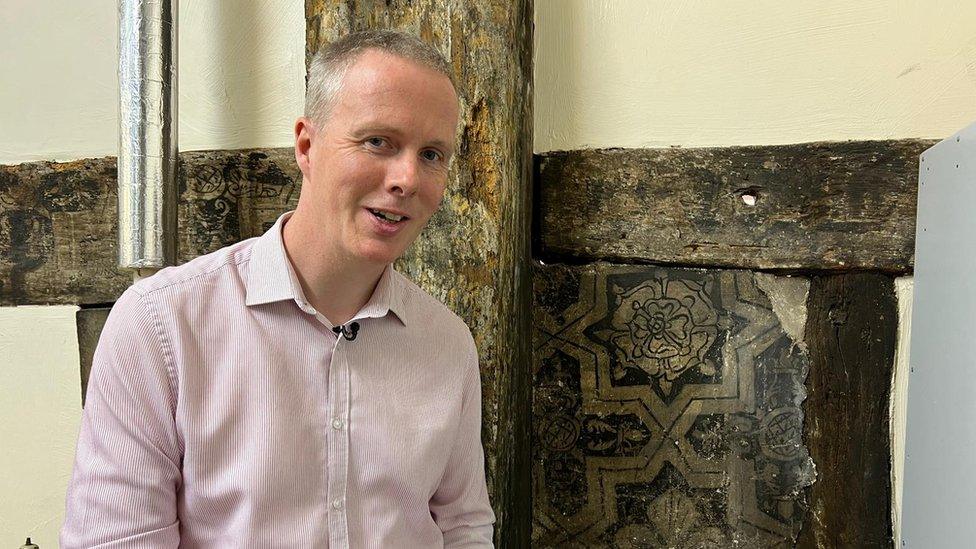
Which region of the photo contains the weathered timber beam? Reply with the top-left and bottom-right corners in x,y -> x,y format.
537,140 -> 934,273
798,273 -> 897,548
0,148 -> 301,305
306,3 -> 534,545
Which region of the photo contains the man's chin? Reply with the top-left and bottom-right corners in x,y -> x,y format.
354,243 -> 404,266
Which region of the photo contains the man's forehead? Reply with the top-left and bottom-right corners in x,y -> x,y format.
342,49 -> 457,99
329,52 -> 459,145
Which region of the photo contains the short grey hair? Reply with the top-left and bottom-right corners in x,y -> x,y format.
305,29 -> 456,126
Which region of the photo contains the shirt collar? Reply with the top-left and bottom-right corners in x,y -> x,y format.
245,211 -> 408,326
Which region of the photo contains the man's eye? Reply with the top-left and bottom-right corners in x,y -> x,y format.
366,137 -> 387,148
421,150 -> 443,162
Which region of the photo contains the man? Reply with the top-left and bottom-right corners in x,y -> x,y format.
61,30 -> 495,548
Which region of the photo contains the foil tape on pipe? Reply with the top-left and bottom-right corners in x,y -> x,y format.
118,0 -> 178,269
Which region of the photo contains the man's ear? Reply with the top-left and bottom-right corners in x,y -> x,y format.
294,117 -> 315,179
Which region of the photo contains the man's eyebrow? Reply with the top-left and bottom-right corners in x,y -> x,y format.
351,124 -> 400,137
351,124 -> 454,150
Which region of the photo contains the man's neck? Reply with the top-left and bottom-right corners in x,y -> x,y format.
281,211 -> 387,327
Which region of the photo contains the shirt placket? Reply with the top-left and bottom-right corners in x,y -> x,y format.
326,332 -> 351,548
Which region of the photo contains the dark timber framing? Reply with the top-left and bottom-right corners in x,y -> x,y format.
537,140 -> 933,274
1,148 -> 301,305
798,273 -> 898,548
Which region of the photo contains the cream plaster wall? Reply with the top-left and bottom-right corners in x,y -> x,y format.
535,0 -> 976,152
0,306 -> 82,547
0,0 -> 305,165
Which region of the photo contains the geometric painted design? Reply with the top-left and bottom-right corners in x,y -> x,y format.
179,150 -> 299,254
0,150 -> 300,305
533,263 -> 815,547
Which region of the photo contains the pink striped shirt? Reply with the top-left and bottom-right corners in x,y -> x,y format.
61,212 -> 495,548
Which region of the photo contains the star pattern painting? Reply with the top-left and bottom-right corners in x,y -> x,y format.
533,263 -> 815,548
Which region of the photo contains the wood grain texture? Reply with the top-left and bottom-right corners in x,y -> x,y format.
537,141 -> 933,273
306,2 -> 534,545
0,148 -> 300,305
798,273 -> 897,548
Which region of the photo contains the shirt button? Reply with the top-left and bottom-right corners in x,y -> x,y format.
332,498 -> 343,510
332,418 -> 344,430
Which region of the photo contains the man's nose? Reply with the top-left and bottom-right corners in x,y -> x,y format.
385,153 -> 421,196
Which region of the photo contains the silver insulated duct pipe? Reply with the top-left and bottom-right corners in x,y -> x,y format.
118,0 -> 177,272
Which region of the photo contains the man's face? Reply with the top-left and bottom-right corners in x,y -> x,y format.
295,49 -> 460,267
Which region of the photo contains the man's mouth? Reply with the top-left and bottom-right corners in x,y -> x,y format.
367,208 -> 408,224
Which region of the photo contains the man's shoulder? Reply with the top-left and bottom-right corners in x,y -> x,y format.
129,237 -> 258,299
393,270 -> 476,348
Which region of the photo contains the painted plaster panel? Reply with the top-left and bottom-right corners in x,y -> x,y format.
533,263 -> 815,547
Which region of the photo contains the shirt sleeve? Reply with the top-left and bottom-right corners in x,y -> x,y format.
60,288 -> 182,548
429,336 -> 496,548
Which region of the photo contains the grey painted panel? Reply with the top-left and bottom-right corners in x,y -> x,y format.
903,122 -> 976,548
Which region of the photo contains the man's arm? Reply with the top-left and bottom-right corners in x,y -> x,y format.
429,338 -> 496,548
61,288 -> 182,548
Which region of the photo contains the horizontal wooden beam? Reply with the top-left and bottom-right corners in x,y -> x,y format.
536,140 -> 933,273
0,148 -> 300,305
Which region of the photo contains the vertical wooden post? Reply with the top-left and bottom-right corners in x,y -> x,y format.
799,273 -> 898,548
305,2 -> 533,544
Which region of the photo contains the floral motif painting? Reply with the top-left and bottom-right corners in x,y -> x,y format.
533,263 -> 815,548
592,276 -> 719,398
